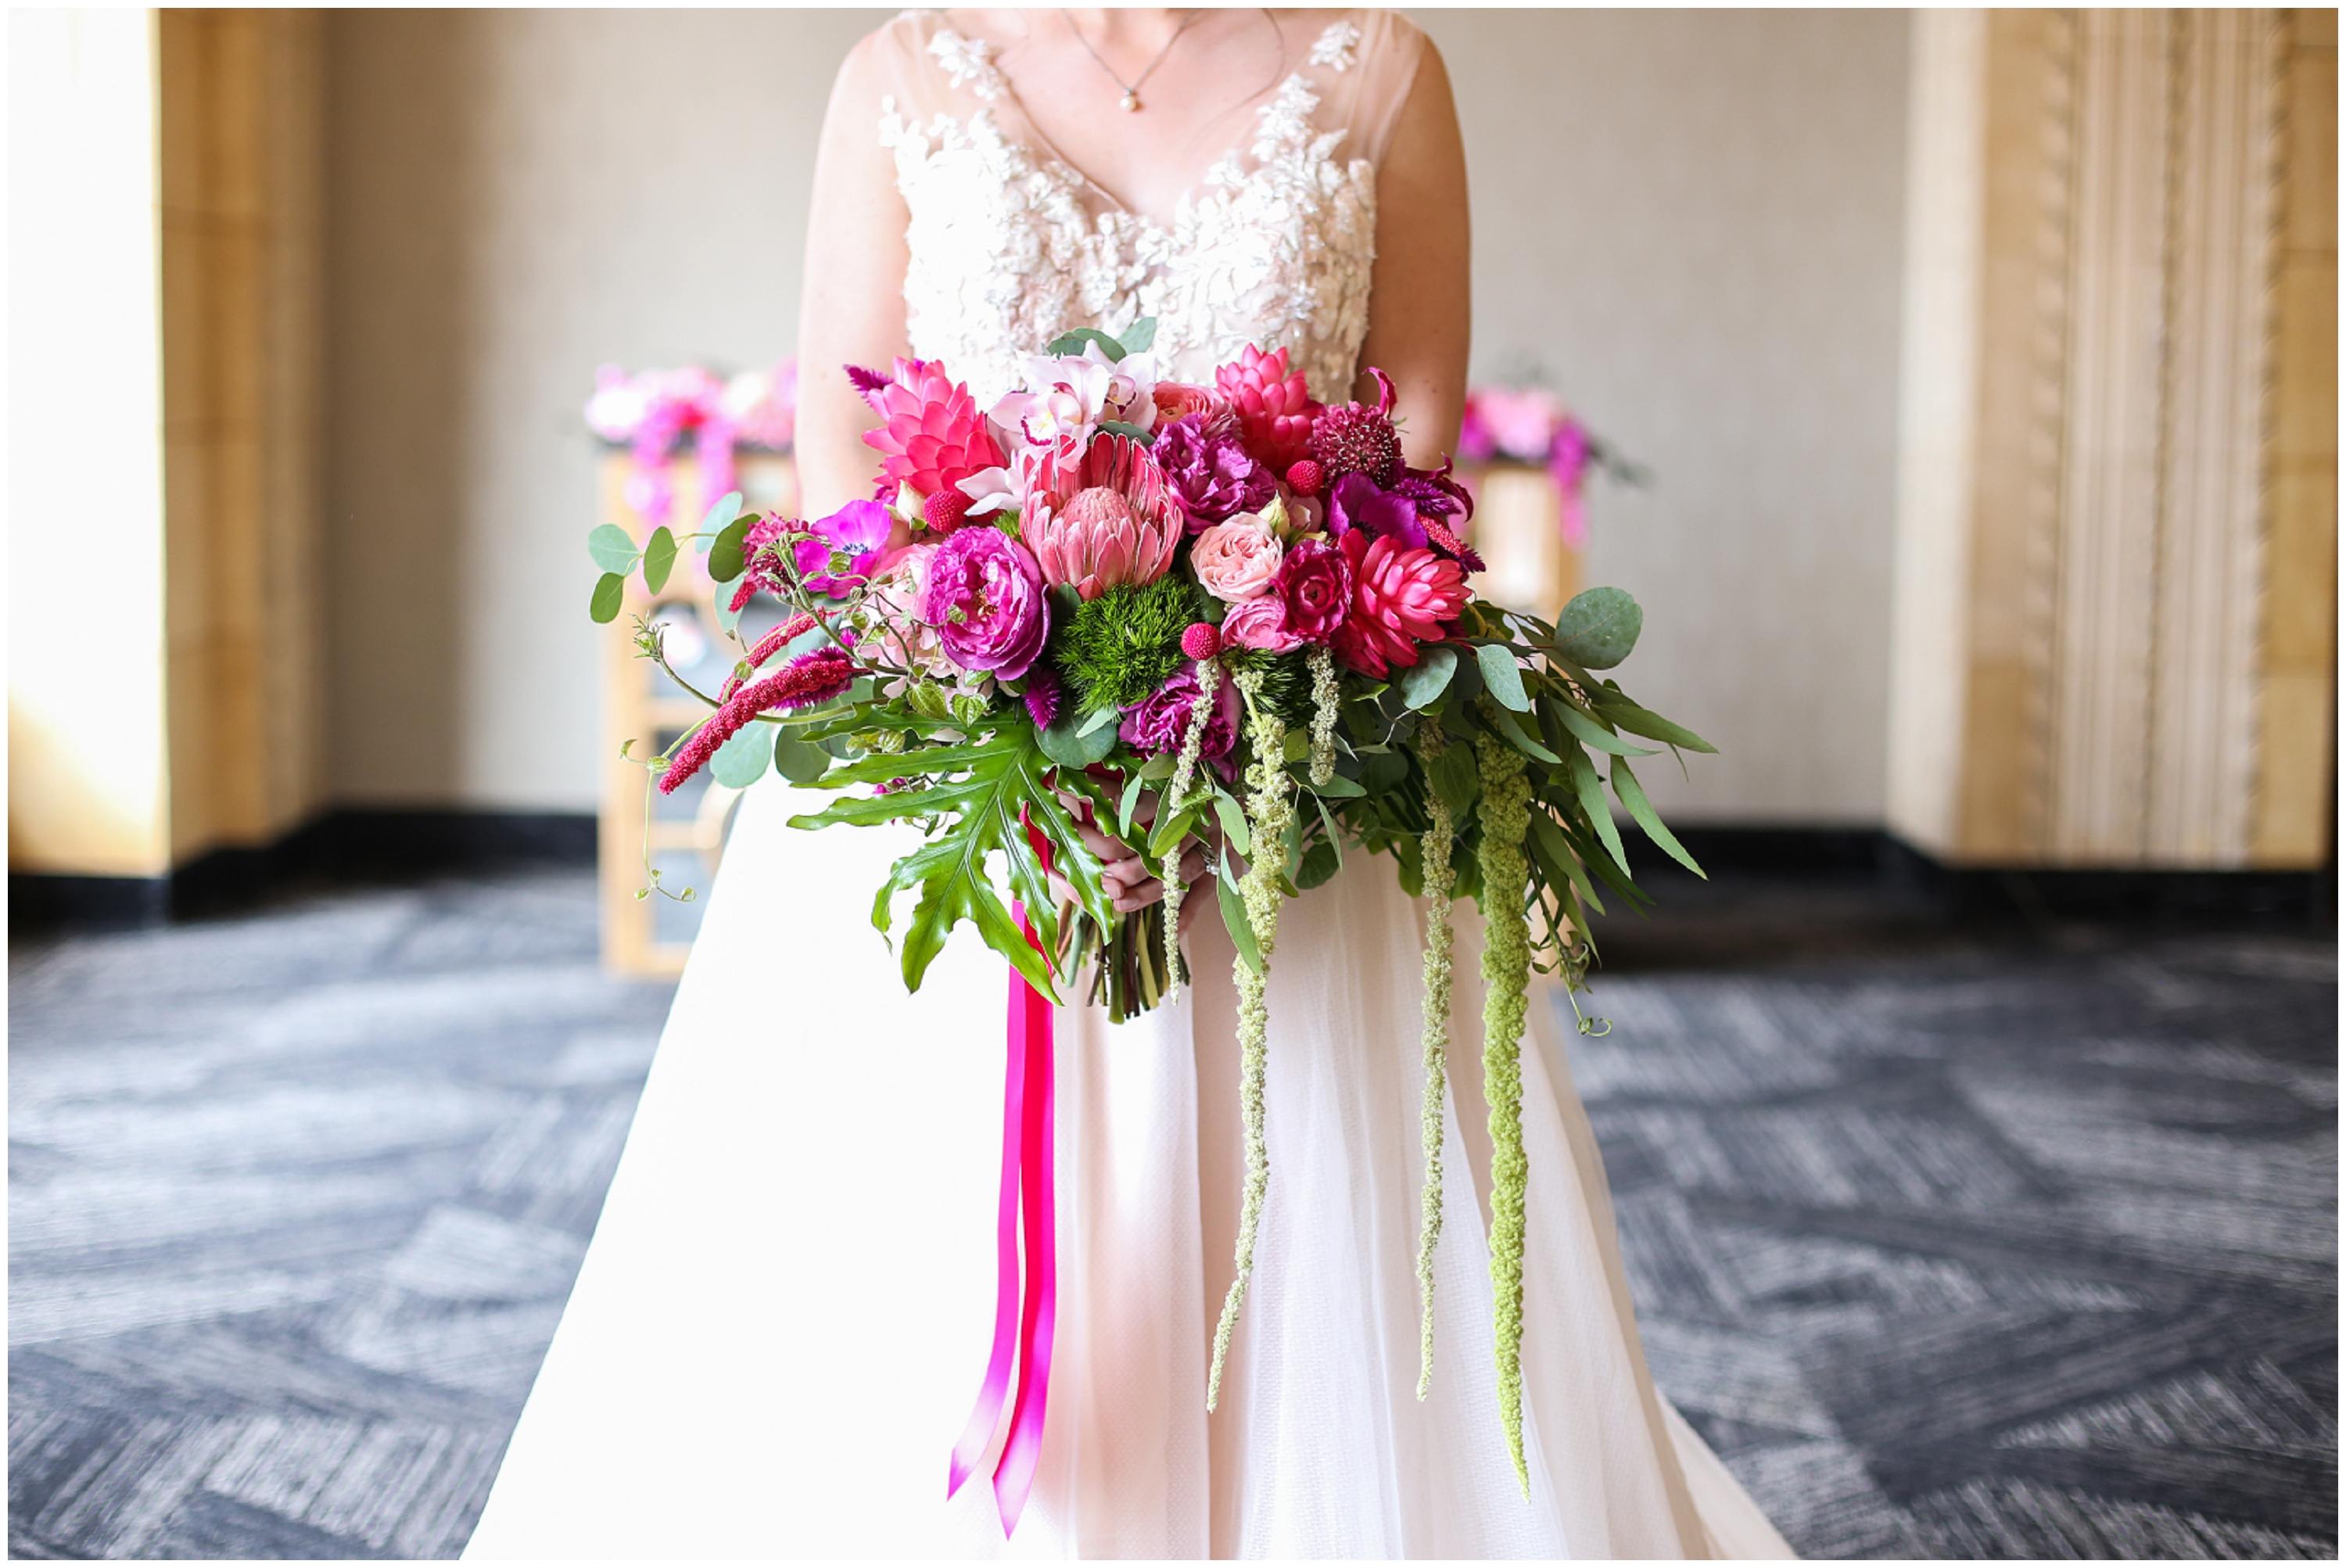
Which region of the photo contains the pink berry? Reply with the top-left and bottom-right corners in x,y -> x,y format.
1181,623 -> 1221,660
1286,459 -> 1325,498
924,488 -> 972,533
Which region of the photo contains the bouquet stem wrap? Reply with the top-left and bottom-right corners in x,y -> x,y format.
947,810 -> 1061,1534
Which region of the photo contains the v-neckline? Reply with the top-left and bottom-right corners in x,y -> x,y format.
931,16 -> 1301,231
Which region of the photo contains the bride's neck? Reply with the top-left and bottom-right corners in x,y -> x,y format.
1054,9 -> 1193,51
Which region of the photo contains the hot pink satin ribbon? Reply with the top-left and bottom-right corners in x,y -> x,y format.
946,811 -> 1058,1535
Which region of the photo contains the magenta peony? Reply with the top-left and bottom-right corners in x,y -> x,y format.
1189,518 -> 1284,603
924,526 -> 1049,680
1275,535 -> 1354,644
1215,344 -> 1322,473
856,358 -> 1005,503
1118,661 -> 1239,763
1155,412 -> 1275,530
1021,432 -> 1182,601
1329,529 -> 1469,679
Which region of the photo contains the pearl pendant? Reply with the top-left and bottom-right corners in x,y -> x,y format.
1120,90 -> 1140,112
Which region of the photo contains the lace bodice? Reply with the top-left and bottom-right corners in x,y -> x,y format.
867,10 -> 1426,408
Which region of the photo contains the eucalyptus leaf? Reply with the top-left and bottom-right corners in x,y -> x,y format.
1553,587 -> 1644,670
1119,315 -> 1158,352
642,526 -> 679,594
1038,705 -> 1118,767
1117,769 -> 1148,841
773,732 -> 832,784
1303,770 -> 1365,798
1297,838 -> 1340,891
708,516 -> 753,583
1474,642 -> 1533,712
589,572 -> 626,624
700,490 -> 744,536
1611,755 -> 1705,877
1078,702 -> 1122,736
1395,644 -> 1458,710
587,523 -> 641,575
709,723 -> 772,788
1530,811 -> 1605,916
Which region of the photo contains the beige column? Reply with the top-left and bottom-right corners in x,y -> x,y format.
1888,8 -> 2333,870
157,9 -> 328,862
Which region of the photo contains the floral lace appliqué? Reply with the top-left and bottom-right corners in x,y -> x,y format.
884,18 -> 1378,409
926,25 -> 1004,101
1309,19 -> 1361,72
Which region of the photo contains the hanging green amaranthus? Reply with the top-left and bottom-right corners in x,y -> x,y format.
1158,658 -> 1223,1008
1207,666 -> 1292,1412
1474,705 -> 1534,1496
1414,727 -> 1459,1401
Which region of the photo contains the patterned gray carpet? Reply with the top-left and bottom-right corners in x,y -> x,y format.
8,868 -> 2335,1559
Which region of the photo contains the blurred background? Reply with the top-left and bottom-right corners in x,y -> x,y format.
8,7 -> 2337,1561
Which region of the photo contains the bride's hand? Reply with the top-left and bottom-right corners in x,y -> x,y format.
1048,786 -> 1212,930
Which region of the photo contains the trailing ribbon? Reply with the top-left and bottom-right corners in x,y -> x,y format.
946,809 -> 1059,1535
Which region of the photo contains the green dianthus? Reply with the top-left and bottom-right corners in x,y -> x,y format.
1049,577 -> 1204,713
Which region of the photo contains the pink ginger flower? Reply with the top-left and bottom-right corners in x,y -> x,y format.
660,647 -> 856,794
1329,529 -> 1469,679
1215,343 -> 1322,473
1021,432 -> 1182,601
856,358 -> 1004,503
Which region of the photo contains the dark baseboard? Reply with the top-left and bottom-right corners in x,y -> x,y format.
1622,825 -> 2335,930
10,809 -> 597,933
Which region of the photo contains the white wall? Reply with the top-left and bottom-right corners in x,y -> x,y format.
326,7 -> 1909,823
1416,9 -> 1911,823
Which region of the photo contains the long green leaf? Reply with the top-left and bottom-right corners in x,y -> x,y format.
1530,810 -> 1605,916
1217,848 -> 1264,974
1555,703 -> 1659,757
1487,703 -> 1562,763
1567,746 -> 1634,878
1593,695 -> 1718,754
1610,756 -> 1705,877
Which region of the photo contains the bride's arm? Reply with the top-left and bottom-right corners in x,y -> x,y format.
795,36 -> 915,520
1353,41 -> 1471,467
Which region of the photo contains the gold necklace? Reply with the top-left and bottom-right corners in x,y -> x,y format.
1060,8 -> 1200,113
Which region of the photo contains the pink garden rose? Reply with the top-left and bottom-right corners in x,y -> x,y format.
1189,518 -> 1284,603
1273,535 -> 1353,644
923,526 -> 1049,680
1151,382 -> 1226,425
855,542 -> 951,676
1220,594 -> 1301,654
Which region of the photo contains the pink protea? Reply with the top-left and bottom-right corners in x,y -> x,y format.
1329,529 -> 1469,680
856,357 -> 1004,502
1021,432 -> 1182,601
1215,344 -> 1322,473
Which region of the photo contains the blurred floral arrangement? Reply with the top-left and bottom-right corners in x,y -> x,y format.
1458,386 -> 1643,550
586,361 -> 798,527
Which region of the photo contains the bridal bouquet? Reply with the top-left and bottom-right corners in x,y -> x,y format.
588,321 -> 1712,1506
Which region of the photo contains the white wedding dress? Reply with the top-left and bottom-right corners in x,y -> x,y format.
467,12 -> 1792,1559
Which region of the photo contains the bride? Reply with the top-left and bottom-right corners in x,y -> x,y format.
468,10 -> 1792,1559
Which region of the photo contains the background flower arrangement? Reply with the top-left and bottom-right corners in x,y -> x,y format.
583,321 -> 1715,1498
585,361 -> 798,529
1458,382 -> 1645,551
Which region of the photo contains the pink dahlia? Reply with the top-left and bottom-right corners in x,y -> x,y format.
856,357 -> 1005,502
1329,530 -> 1470,679
1021,432 -> 1182,601
1215,344 -> 1322,473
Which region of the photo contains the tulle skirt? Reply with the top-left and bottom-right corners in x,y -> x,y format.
465,777 -> 1792,1559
